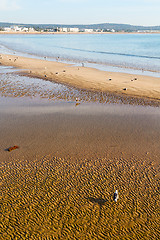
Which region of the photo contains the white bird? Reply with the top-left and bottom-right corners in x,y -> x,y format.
114,190 -> 119,202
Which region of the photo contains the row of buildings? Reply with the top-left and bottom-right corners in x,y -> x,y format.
3,26 -> 35,32
2,25 -> 116,33
56,27 -> 115,33
1,25 -> 160,33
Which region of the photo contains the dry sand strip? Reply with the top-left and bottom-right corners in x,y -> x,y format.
0,53 -> 160,102
0,31 -> 160,35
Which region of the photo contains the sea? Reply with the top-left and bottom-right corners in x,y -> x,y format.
0,33 -> 160,77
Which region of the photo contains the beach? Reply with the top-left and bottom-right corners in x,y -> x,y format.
0,53 -> 160,103
0,96 -> 160,239
1,0 -> 160,236
0,50 -> 160,239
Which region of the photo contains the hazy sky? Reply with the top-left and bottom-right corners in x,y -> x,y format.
0,0 -> 159,26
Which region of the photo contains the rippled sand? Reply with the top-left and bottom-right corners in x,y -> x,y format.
1,153 -> 159,239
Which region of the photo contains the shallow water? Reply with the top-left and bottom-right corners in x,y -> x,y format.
0,33 -> 160,77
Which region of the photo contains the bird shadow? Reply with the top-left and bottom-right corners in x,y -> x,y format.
87,197 -> 107,222
88,197 -> 107,207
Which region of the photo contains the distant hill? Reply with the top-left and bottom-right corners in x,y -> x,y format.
0,22 -> 160,31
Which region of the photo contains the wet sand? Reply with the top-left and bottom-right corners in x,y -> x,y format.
0,94 -> 160,239
1,97 -> 160,160
0,53 -> 160,103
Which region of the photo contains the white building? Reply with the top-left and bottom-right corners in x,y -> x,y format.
84,29 -> 94,33
69,28 -> 79,32
11,26 -> 22,31
4,27 -> 12,32
57,27 -> 79,32
61,28 -> 68,32
29,28 -> 35,32
22,27 -> 29,32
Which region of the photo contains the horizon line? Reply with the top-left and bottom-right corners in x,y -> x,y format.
0,21 -> 160,27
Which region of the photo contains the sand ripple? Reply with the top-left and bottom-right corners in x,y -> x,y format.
1,154 -> 159,239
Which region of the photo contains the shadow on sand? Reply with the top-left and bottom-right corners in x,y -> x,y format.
88,197 -> 107,207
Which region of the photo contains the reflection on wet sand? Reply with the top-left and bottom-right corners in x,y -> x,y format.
0,66 -> 159,106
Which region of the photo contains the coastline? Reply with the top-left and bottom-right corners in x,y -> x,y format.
0,53 -> 160,103
0,31 -> 160,35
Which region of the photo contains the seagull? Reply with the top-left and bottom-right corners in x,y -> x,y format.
114,190 -> 119,202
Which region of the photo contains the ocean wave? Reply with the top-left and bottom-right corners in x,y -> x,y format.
53,45 -> 160,60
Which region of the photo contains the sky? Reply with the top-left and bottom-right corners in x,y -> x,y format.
0,0 -> 159,26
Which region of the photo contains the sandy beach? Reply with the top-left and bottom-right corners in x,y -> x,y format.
0,56 -> 160,239
0,97 -> 160,239
1,0 -> 160,236
0,53 -> 160,103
